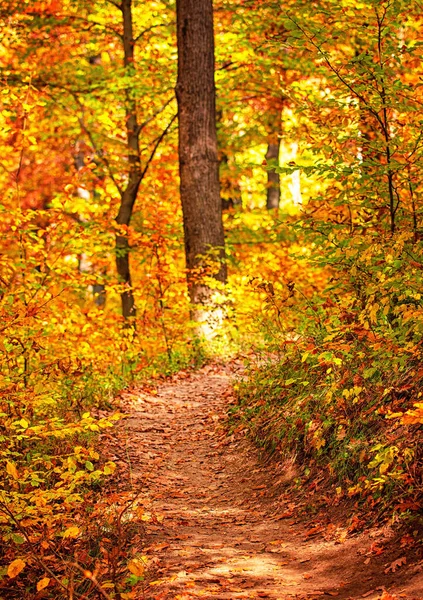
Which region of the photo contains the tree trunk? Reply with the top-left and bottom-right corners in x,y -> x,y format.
217,109 -> 242,211
115,0 -> 143,320
220,150 -> 242,210
74,144 -> 106,307
265,108 -> 281,210
176,0 -> 227,334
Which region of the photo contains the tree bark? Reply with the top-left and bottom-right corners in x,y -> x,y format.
265,108 -> 281,210
176,0 -> 226,329
115,0 -> 143,320
217,109 -> 242,211
220,149 -> 242,210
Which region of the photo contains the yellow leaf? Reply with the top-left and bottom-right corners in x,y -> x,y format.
37,577 -> 50,591
6,462 -> 18,480
128,558 -> 145,577
103,461 -> 116,475
63,526 -> 80,538
19,418 -> 29,429
8,559 -> 25,578
100,51 -> 111,63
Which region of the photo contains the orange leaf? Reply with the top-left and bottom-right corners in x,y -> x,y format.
6,462 -> 18,480
384,556 -> 406,574
128,558 -> 145,577
7,559 -> 25,578
37,577 -> 50,591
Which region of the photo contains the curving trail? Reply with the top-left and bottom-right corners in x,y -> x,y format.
115,363 -> 423,600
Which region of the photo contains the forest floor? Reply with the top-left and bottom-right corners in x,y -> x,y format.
109,362 -> 423,600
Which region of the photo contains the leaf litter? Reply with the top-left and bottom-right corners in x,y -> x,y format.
111,363 -> 423,600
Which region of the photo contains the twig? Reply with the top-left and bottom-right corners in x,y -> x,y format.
0,497 -> 78,597
135,96 -> 174,136
134,23 -> 167,43
140,113 -> 177,181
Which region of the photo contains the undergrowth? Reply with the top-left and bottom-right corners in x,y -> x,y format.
232,231 -> 423,526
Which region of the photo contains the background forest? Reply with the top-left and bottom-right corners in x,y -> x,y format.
1,0 -> 423,597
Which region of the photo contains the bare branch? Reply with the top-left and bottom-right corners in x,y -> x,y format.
104,0 -> 122,9
71,94 -> 123,196
286,15 -> 388,136
79,117 -> 123,197
0,498 -> 81,598
135,96 -> 175,135
140,113 -> 177,181
56,14 -> 123,38
134,23 -> 167,43
2,72 -> 104,96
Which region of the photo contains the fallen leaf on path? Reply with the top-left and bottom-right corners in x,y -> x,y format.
335,530 -> 348,543
384,557 -> 406,574
148,542 -> 170,551
369,543 -> 385,555
400,534 -> 415,548
305,525 -> 324,537
149,579 -> 166,586
177,570 -> 188,578
276,510 -> 294,519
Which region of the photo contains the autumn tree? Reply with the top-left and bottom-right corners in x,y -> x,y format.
176,0 -> 227,335
113,0 -> 174,320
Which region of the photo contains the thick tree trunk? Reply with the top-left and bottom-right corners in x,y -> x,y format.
176,0 -> 227,333
265,109 -> 281,210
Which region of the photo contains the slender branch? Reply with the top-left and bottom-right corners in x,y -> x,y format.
375,5 -> 396,233
104,0 -> 122,9
0,498 -> 79,597
55,14 -> 122,38
287,15 -> 387,135
134,23 -> 167,43
136,96 -> 174,135
69,563 -> 111,600
71,91 -> 123,196
78,116 -> 123,197
140,113 -> 177,181
2,72 -> 104,96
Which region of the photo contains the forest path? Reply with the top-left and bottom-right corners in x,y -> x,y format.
116,363 -> 422,600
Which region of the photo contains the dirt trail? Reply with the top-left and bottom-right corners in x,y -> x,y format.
116,363 -> 423,600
